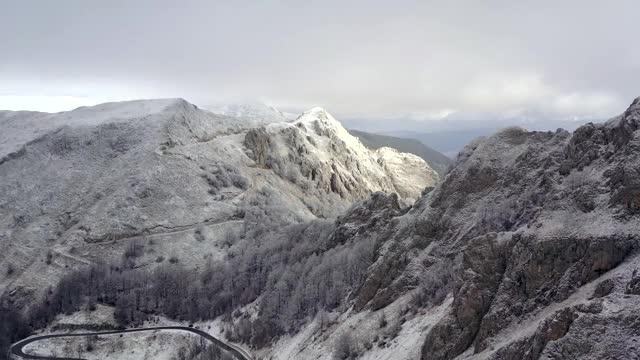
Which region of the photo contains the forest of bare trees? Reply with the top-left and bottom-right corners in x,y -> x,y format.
25,194 -> 380,350
0,302 -> 31,360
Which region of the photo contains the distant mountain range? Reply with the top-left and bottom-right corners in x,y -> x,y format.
344,111 -> 603,159
348,129 -> 453,177
382,128 -> 496,159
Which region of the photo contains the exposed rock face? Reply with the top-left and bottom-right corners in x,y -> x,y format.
328,192 -> 408,310
490,307 -> 577,360
537,300 -> 640,360
421,233 -> 510,359
243,107 -> 438,207
625,270 -> 640,295
332,97 -> 640,359
244,128 -> 271,167
330,192 -> 403,248
591,278 -> 615,298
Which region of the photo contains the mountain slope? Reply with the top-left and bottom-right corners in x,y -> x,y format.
245,97 -> 640,360
0,99 -> 437,308
349,129 -> 453,176
334,97 -> 640,359
6,97 -> 640,360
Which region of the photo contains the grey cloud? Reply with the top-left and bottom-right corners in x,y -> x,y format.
1,0 -> 638,130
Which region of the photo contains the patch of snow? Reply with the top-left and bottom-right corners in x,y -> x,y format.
260,293 -> 452,360
23,329 -> 198,360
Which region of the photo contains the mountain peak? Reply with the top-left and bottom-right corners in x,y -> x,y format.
626,96 -> 640,115
296,107 -> 333,124
293,107 -> 373,159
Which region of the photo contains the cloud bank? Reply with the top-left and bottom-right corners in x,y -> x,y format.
1,0 -> 638,129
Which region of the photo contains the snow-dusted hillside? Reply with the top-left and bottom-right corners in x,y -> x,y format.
375,147 -> 439,203
286,96 -> 640,360
0,99 -> 437,308
192,96 -> 640,360
7,97 -> 640,360
0,100 -> 180,159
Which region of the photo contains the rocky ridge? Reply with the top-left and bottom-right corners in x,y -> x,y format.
329,97 -> 640,359
244,107 -> 438,207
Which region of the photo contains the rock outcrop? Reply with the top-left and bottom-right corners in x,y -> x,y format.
330,97 -> 640,359
243,107 -> 438,207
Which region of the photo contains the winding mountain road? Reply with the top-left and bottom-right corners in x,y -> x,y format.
10,326 -> 252,360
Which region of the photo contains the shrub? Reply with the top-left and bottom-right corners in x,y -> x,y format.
230,174 -> 249,190
334,332 -> 357,360
378,312 -> 387,328
86,297 -> 97,312
385,317 -> 402,340
123,240 -> 144,259
46,250 -> 53,265
6,263 -> 15,276
85,335 -> 97,352
194,227 -> 206,242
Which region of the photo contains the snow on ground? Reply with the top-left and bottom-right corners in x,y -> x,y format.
257,293 -> 452,360
19,294 -> 451,360
23,305 -> 241,360
53,304 -> 117,327
375,147 -> 439,203
296,107 -> 372,159
68,218 -> 244,272
0,99 -> 180,158
22,329 -> 198,360
263,106 -> 437,207
361,299 -> 452,360
1,98 -> 443,360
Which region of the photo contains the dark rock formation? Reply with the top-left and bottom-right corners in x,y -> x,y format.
244,128 -> 271,167
625,270 -> 640,295
591,278 -> 616,299
334,97 -> 640,359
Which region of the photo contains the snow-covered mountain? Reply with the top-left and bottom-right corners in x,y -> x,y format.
7,96 -> 639,360
260,96 -> 640,360
245,107 -> 439,207
0,99 -> 437,308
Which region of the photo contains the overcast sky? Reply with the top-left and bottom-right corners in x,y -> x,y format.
1,0 -> 638,131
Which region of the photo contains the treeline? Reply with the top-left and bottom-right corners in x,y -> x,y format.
28,210 -> 379,349
221,219 -> 374,347
0,302 -> 31,360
